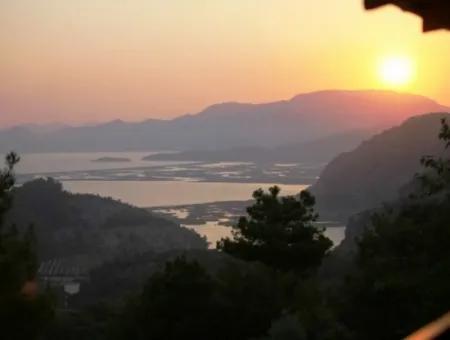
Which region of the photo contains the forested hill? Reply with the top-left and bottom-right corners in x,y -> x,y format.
312,112 -> 450,221
6,179 -> 207,268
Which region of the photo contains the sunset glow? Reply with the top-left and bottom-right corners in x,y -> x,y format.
0,1 -> 449,126
379,56 -> 414,87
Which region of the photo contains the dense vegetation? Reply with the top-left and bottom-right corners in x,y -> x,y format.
338,118 -> 450,339
2,116 -> 450,339
0,153 -> 53,340
5,179 -> 207,268
217,187 -> 332,275
58,118 -> 449,340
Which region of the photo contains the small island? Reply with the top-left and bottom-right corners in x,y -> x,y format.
92,157 -> 131,163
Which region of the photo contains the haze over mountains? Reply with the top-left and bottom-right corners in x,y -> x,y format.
1,90 -> 447,154
144,130 -> 371,164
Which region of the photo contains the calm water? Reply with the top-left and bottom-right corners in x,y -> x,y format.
14,152 -> 334,246
14,152 -> 180,174
185,222 -> 233,248
63,180 -> 309,207
186,223 -> 346,249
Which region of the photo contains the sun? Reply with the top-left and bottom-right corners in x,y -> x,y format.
378,56 -> 414,87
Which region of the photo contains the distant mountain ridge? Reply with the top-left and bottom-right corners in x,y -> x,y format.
0,90 -> 447,153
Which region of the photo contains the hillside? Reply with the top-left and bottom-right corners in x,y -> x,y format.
312,112 -> 450,221
0,90 -> 447,153
6,179 -> 207,268
71,249 -> 240,307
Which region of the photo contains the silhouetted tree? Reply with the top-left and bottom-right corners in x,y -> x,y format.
0,152 -> 19,222
112,256 -> 283,340
217,187 -> 332,275
417,118 -> 450,195
0,153 -> 53,340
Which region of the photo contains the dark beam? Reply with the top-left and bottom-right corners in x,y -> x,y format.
364,0 -> 450,31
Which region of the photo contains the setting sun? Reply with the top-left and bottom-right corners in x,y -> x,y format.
379,56 -> 415,87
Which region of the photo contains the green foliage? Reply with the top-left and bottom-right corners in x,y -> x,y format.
217,186 -> 332,275
290,279 -> 350,340
342,119 -> 450,339
214,262 -> 284,338
262,314 -> 307,340
14,117 -> 450,340
0,152 -> 19,224
133,256 -> 216,339
343,200 -> 450,339
418,118 -> 450,195
112,256 -> 283,340
6,178 -> 207,263
0,153 -> 54,340
44,305 -> 116,340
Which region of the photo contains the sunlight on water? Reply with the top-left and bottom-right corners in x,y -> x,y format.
63,180 -> 309,207
186,222 -> 346,249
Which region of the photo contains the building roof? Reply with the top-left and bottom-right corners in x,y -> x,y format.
38,259 -> 88,278
364,0 -> 450,31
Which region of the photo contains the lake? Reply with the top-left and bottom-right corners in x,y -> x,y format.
14,151 -> 182,174
13,151 -> 344,247
186,223 -> 346,249
63,180 -> 309,207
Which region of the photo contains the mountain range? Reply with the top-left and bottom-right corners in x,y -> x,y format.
1,90 -> 447,153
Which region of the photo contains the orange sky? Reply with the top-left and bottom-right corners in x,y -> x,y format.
1,0 -> 449,126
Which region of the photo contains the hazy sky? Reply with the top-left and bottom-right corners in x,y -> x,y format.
1,0 -> 449,126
